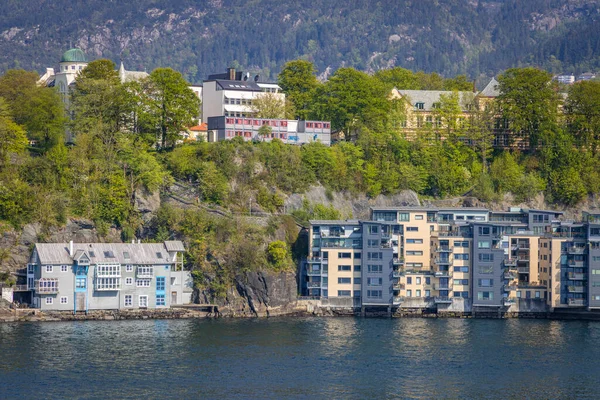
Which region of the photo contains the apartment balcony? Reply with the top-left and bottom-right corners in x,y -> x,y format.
434,296 -> 452,304
516,255 -> 530,262
504,259 -> 517,267
503,271 -> 517,280
306,257 -> 322,263
393,283 -> 405,291
433,283 -> 452,290
321,269 -> 328,277
306,268 -> 321,276
568,298 -> 585,306
568,272 -> 586,280
392,271 -> 402,278
567,260 -> 585,268
568,286 -> 585,293
393,296 -> 404,305
393,257 -> 404,266
517,266 -> 530,274
434,271 -> 451,277
436,246 -> 451,253
512,244 -> 529,251
504,283 -> 518,291
567,246 -> 587,254
307,282 -> 321,289
320,232 -> 342,238
434,258 -> 452,265
35,278 -> 59,294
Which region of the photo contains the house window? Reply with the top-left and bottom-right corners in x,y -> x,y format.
60,296 -> 68,304
416,289 -> 422,297
367,277 -> 382,286
156,277 -> 165,291
76,278 -> 86,289
368,265 -> 382,273
416,277 -> 422,284
136,279 -> 151,287
477,291 -> 493,300
478,279 -> 493,287
415,215 -> 424,220
96,277 -> 121,290
415,102 -> 424,110
399,213 -> 410,221
124,295 -> 132,307
406,227 -> 418,232
126,265 -> 133,272
125,277 -> 133,286
139,295 -> 148,308
337,290 -> 351,297
338,277 -> 352,284
45,297 -> 53,305
61,265 -> 68,272
338,265 -> 351,271
407,289 -> 412,297
156,294 -> 166,306
367,290 -> 382,298
96,264 -> 120,277
354,278 -> 361,285
338,252 -> 351,259
46,265 -> 53,273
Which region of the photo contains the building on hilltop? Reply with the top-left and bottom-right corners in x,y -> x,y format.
302,206 -> 600,314
24,240 -> 192,312
203,68 -> 332,145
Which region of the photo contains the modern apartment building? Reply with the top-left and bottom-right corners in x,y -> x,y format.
26,241 -> 193,312
302,207 -> 600,313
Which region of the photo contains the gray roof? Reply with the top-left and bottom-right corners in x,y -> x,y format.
309,220 -> 360,225
479,78 -> 500,97
34,241 -> 184,265
216,80 -> 261,92
397,89 -> 475,111
164,240 -> 185,252
370,206 -> 488,212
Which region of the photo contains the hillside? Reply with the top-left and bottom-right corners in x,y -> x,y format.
1,0 -> 599,81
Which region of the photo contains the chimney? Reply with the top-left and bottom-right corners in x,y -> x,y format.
472,80 -> 477,93
228,67 -> 236,80
69,240 -> 73,257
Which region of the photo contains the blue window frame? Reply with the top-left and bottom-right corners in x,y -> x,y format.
76,278 -> 86,289
156,277 -> 165,292
156,294 -> 166,306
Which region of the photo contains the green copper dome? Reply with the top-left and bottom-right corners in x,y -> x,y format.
60,48 -> 87,63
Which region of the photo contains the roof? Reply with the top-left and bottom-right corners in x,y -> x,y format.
479,78 -> 500,97
396,89 -> 475,111
216,80 -> 261,92
34,241 -> 184,265
309,220 -> 360,225
61,48 -> 87,63
118,62 -> 149,83
189,123 -> 208,132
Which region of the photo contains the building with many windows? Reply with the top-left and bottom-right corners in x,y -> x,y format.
26,241 -> 193,312
302,207 -> 600,314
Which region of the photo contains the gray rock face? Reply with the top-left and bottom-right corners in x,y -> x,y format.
135,188 -> 161,222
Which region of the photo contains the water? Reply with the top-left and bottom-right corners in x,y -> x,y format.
1,318 -> 600,399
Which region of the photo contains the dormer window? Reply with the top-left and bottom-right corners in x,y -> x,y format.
415,102 -> 424,110
432,102 -> 440,109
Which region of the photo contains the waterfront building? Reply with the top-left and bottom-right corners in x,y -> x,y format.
302,206 -> 600,313
26,240 -> 193,312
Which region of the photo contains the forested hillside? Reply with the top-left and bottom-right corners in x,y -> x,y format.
1,0 -> 599,81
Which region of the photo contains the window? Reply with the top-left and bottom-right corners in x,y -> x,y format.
406,239 -> 423,244
454,279 -> 469,286
76,278 -> 86,289
416,277 -> 422,284
407,277 -> 412,284
45,265 -> 53,273
368,252 -> 382,260
354,265 -> 361,271
535,291 -> 541,299
156,252 -> 163,259
136,279 -> 151,287
354,291 -> 361,298
406,227 -> 418,232
338,278 -> 352,284
137,266 -> 154,277
368,265 -> 382,273
425,290 -> 430,297
60,296 -> 68,304
478,265 -> 493,274
478,241 -> 490,249
369,225 -> 379,235
124,295 -> 132,307
478,279 -> 494,287
407,289 -> 412,297
406,251 -> 423,256
139,295 -> 148,307
96,264 -> 120,277
125,277 -> 133,286
454,254 -> 469,260
368,239 -> 379,247
354,278 -> 361,285
478,227 -> 490,235
126,264 -> 133,272
416,289 -> 422,297
103,251 -> 115,258
338,252 -> 351,259
477,291 -> 493,300
415,102 -> 424,110
479,254 -> 494,262
367,290 -> 382,298
123,252 -> 130,260
337,290 -> 351,297
454,241 -> 469,248
45,297 -> 53,305
453,266 -> 469,273
415,215 -> 424,220
156,294 -> 166,306
354,252 -> 361,259
96,277 -> 121,290
399,213 -> 410,221
425,277 -> 431,285
338,265 -> 351,271
367,277 -> 382,286
61,265 -> 68,272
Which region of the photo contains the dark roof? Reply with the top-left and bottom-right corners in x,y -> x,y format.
215,80 -> 261,91
61,48 -> 87,63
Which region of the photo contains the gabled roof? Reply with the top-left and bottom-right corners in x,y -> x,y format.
479,78 -> 500,97
395,89 -> 476,111
189,123 -> 208,132
118,62 -> 149,83
34,241 -> 185,265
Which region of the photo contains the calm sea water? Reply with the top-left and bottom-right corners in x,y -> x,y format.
1,317 -> 600,399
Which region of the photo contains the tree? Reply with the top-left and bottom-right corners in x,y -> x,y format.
277,60 -> 320,120
374,67 -> 420,90
78,59 -> 120,83
139,68 -> 200,148
434,91 -> 463,140
0,98 -> 27,164
311,68 -> 391,135
266,240 -> 289,271
251,92 -> 285,119
497,68 -> 560,152
443,75 -> 473,91
564,80 -> 600,155
257,124 -> 273,140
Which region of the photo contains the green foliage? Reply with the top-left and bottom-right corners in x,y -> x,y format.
197,161 -> 228,204
266,240 -> 291,271
278,60 -> 319,120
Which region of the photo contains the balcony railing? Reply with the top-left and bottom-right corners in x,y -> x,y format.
517,267 -> 530,274
568,298 -> 585,306
434,271 -> 450,277
393,258 -> 404,266
504,259 -> 517,267
393,283 -> 405,290
568,272 -> 586,280
306,257 -> 322,263
393,296 -> 404,304
306,268 -> 321,276
307,282 -> 321,288
503,272 -> 517,280
434,258 -> 452,265
436,246 -> 451,252
568,286 -> 585,293
433,283 -> 452,290
392,271 -> 402,278
434,296 -> 452,304
567,247 -> 587,254
504,283 -> 517,291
